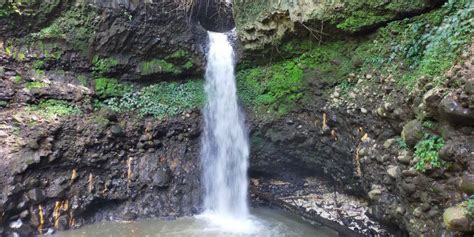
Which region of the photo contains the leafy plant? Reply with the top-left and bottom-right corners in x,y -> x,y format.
26,81 -> 48,89
92,56 -> 119,76
422,120 -> 435,129
100,80 -> 204,118
27,99 -> 80,119
32,60 -> 45,70
465,195 -> 474,218
95,78 -> 132,98
398,138 -> 409,150
414,134 -> 446,172
13,75 -> 22,84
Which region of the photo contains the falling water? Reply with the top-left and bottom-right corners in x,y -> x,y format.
200,31 -> 252,231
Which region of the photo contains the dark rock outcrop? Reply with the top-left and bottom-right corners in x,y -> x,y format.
0,111 -> 203,236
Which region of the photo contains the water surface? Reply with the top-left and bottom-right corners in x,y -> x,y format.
55,208 -> 338,237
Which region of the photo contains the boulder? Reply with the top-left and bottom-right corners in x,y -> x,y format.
460,174 -> 474,196
443,206 -> 474,232
422,88 -> 444,118
401,120 -> 424,147
439,96 -> 474,127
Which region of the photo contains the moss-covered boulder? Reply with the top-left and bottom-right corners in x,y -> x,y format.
443,206 -> 474,232
401,120 -> 424,147
461,174 -> 474,196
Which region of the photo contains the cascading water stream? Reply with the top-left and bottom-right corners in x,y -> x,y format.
200,31 -> 255,232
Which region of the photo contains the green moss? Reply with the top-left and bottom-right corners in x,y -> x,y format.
465,196 -> 474,218
138,49 -> 195,77
100,80 -> 205,118
77,75 -> 88,86
27,99 -> 80,119
337,11 -> 394,32
92,56 -> 119,76
0,6 -> 14,17
139,59 -> 182,76
325,0 -> 474,92
26,81 -> 48,89
31,5 -> 97,53
237,40 -> 356,116
95,78 -> 132,98
0,100 -> 8,107
13,75 -> 22,84
32,60 -> 45,70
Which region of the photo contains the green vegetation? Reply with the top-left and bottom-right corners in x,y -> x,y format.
237,41 -> 355,115
138,49 -> 194,76
465,195 -> 474,218
95,78 -> 132,98
395,0 -> 473,88
0,100 -> 8,107
237,61 -> 304,115
13,75 -> 22,84
0,3 -> 15,17
26,81 -> 48,89
92,56 -> 119,76
77,75 -> 88,86
336,11 -> 393,32
101,80 -> 204,118
31,6 -> 97,52
139,59 -> 182,76
414,135 -> 446,172
32,60 -> 45,70
398,138 -> 409,150
351,0 -> 474,90
422,120 -> 435,129
330,0 -> 428,32
27,99 -> 81,119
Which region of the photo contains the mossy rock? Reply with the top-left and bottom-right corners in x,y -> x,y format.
443,206 -> 474,232
401,120 -> 424,147
461,174 -> 474,196
95,78 -> 131,98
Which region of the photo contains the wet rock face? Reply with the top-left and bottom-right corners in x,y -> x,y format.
233,0 -> 442,50
195,0 -> 235,32
249,111 -> 365,195
0,112 -> 203,236
0,0 -> 207,80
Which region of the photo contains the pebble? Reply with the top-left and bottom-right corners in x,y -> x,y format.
387,165 -> 401,179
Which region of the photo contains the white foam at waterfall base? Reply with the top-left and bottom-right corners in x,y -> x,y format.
200,31 -> 260,234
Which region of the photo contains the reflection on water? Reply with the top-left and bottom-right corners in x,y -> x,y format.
55,208 -> 338,237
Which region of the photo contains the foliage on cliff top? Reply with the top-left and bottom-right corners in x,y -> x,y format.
236,0 -> 472,118
354,0 -> 473,90
100,80 -> 204,118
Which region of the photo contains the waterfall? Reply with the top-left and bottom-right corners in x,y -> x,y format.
200,31 -> 253,231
